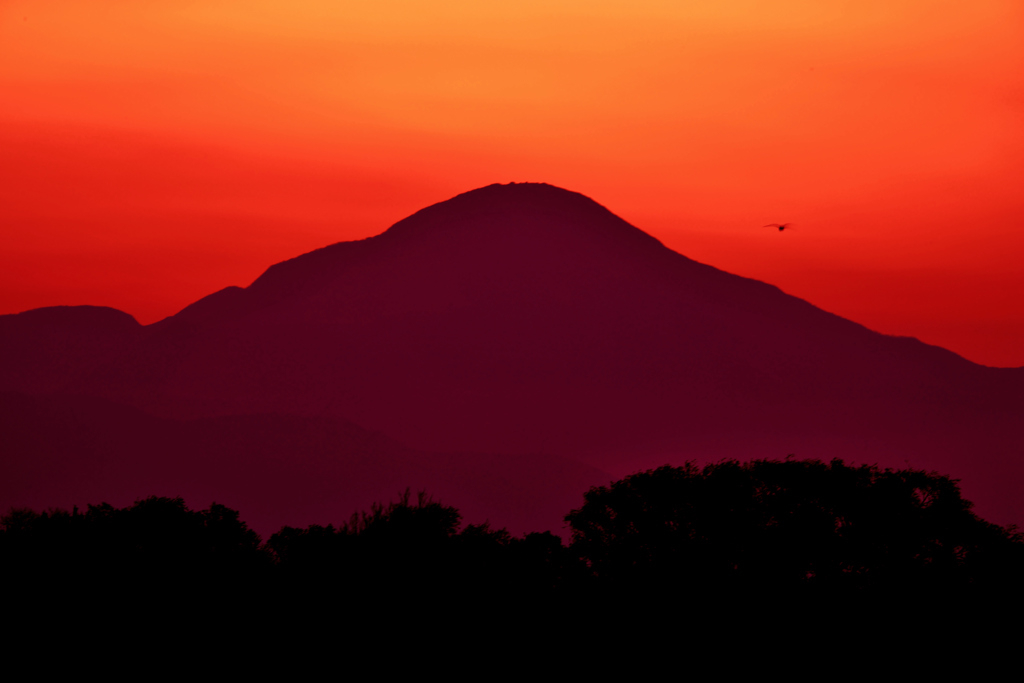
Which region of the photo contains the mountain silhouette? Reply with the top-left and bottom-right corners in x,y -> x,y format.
1,183 -> 1021,526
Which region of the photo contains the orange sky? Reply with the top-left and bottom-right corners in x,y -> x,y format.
2,1 -> 1022,366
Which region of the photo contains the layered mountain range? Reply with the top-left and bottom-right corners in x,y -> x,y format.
2,183 -> 1021,533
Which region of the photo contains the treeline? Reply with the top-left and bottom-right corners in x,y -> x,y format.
4,458 -> 1023,618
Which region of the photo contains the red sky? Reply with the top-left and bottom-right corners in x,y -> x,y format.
2,1 -> 1022,366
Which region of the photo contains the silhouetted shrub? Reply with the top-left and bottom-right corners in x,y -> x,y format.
564,458 -> 1024,605
0,496 -> 269,616
267,489 -> 584,612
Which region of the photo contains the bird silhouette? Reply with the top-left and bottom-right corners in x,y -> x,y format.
764,223 -> 792,232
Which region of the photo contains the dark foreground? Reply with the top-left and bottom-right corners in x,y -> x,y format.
5,458 -> 1022,658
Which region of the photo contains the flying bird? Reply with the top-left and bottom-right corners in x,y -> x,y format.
764,223 -> 792,232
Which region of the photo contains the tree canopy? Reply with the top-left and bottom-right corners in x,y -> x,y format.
3,459 -> 1022,625
564,458 -> 1023,600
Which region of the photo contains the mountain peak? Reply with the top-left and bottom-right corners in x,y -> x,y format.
378,182 -> 666,252
246,182 -> 671,299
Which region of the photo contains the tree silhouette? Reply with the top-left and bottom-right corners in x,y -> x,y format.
1,496 -> 269,619
267,489 -> 584,612
4,464 -> 1020,632
564,459 -> 1024,604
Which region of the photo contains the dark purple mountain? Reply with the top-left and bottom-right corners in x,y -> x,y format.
2,183 -> 1021,527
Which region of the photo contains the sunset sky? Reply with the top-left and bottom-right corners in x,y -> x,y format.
2,0 -> 1022,366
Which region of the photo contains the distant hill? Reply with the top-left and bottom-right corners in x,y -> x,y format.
0,305 -> 141,393
0,392 -> 605,537
1,183 -> 1021,526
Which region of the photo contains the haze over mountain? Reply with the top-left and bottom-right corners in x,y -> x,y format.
0,392 -> 602,536
2,183 -> 1021,528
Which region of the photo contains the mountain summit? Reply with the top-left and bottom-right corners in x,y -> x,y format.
235,182 -> 679,308
375,182 -> 666,248
2,183 -> 1021,527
